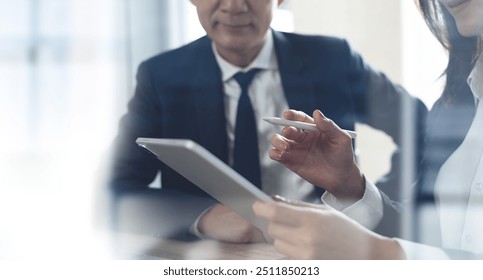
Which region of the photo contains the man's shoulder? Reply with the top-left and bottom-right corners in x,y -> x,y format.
272,30 -> 356,66
274,30 -> 349,50
141,36 -> 211,69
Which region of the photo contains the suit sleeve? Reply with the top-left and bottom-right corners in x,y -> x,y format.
102,62 -> 216,240
108,62 -> 162,192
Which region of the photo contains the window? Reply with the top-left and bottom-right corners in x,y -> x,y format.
0,0 -> 296,258
0,0 -> 141,258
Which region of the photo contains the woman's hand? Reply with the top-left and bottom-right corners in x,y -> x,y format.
253,200 -> 405,260
198,203 -> 266,243
270,109 -> 364,200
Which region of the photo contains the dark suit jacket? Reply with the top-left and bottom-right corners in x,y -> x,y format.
107,30 -> 426,238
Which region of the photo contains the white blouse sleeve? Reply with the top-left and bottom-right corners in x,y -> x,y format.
322,179 -> 383,230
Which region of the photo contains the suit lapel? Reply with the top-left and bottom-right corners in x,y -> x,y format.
190,37 -> 229,163
272,31 -> 317,115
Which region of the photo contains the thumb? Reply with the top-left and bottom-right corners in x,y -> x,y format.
271,195 -> 327,210
313,110 -> 347,140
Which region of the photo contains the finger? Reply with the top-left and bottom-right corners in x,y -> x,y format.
283,110 -> 314,123
253,201 -> 287,223
268,148 -> 283,161
313,110 -> 351,142
269,146 -> 299,164
252,201 -> 274,219
252,201 -> 306,226
270,134 -> 289,152
271,195 -> 328,210
281,126 -> 308,143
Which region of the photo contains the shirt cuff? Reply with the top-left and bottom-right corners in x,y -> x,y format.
189,204 -> 216,239
395,238 -> 449,260
322,178 -> 383,230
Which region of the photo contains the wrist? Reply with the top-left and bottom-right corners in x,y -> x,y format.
332,168 -> 365,201
348,169 -> 365,199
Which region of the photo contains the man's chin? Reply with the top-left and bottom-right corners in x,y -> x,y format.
214,34 -> 255,50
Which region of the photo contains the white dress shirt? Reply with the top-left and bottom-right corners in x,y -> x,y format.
193,34 -> 384,236
216,34 -> 383,229
398,53 -> 483,259
218,35 -> 385,226
213,34 -> 317,201
191,34 -> 316,237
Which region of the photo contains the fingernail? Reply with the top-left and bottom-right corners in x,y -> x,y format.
282,111 -> 289,118
272,151 -> 283,161
316,110 -> 326,119
282,144 -> 288,152
274,154 -> 282,161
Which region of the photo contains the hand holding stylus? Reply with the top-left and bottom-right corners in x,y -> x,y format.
264,117 -> 357,138
267,109 -> 364,200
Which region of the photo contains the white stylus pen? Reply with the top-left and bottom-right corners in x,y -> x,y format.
263,117 -> 357,138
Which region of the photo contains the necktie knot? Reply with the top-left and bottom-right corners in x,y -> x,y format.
233,68 -> 261,94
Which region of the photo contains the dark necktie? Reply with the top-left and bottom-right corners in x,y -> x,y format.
233,68 -> 262,188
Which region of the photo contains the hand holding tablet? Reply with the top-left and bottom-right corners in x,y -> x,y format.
136,138 -> 271,233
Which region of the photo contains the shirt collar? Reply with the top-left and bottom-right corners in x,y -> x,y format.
212,31 -> 278,82
467,53 -> 483,102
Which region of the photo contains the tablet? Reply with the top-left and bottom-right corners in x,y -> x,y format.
136,137 -> 271,232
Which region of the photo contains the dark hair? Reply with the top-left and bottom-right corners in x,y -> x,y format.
417,0 -> 481,104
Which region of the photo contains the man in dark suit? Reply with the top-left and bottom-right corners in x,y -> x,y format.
107,0 -> 425,242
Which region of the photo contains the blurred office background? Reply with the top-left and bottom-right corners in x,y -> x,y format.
0,0 -> 446,258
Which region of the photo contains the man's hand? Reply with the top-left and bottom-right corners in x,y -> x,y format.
198,203 -> 266,243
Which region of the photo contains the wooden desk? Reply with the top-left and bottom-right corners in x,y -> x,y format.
109,232 -> 285,260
